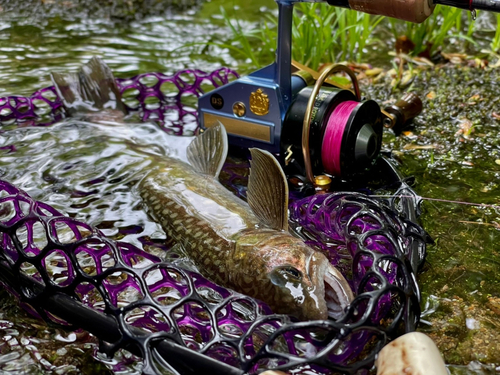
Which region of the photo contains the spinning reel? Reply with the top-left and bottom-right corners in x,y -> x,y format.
198,0 -> 499,189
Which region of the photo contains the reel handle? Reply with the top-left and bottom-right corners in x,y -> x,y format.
382,92 -> 423,131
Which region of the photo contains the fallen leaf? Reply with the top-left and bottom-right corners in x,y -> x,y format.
455,118 -> 474,138
441,52 -> 467,62
387,68 -> 397,77
426,91 -> 436,100
365,68 -> 383,77
372,72 -> 386,83
403,144 -> 437,150
491,59 -> 500,69
411,56 -> 434,67
395,35 -> 415,54
400,70 -> 413,86
474,58 -> 488,69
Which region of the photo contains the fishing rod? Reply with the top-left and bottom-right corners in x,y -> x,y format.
327,0 -> 500,21
435,0 -> 500,12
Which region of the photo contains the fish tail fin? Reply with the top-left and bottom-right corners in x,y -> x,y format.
248,148 -> 289,231
50,56 -> 127,115
187,122 -> 228,179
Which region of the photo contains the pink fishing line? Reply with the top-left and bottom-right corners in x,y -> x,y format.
322,100 -> 358,176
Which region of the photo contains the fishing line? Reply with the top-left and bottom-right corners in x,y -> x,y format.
321,100 -> 359,176
371,194 -> 500,211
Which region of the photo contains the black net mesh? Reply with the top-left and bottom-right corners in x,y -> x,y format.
0,175 -> 427,374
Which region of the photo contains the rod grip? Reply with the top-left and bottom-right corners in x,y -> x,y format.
347,0 -> 435,23
384,92 -> 423,130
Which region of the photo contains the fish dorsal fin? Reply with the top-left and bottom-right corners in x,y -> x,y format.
51,56 -> 127,115
248,148 -> 288,231
187,122 -> 228,178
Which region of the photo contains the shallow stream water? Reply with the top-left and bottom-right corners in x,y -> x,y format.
0,0 -> 499,373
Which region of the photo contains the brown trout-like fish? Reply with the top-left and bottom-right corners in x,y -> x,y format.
140,124 -> 354,320
50,57 -> 354,320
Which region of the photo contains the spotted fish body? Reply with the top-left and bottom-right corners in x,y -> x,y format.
140,158 -> 260,286
140,124 -> 354,321
47,57 -> 348,319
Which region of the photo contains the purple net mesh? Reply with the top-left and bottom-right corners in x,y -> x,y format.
0,68 -> 239,133
0,68 -> 427,374
0,179 -> 426,374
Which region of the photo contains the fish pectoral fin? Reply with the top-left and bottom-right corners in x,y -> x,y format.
50,56 -> 127,115
187,122 -> 228,179
248,148 -> 288,231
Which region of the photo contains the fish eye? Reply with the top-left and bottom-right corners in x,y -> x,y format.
281,266 -> 302,280
269,266 -> 303,286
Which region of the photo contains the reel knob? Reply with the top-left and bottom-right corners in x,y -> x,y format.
383,92 -> 423,132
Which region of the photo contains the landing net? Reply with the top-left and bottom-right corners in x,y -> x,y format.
0,68 -> 427,374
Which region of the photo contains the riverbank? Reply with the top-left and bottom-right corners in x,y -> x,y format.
359,61 -> 500,368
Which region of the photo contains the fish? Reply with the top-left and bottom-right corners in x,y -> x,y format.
50,57 -> 354,321
140,124 -> 354,321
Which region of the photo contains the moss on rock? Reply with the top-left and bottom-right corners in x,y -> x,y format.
359,63 -> 500,367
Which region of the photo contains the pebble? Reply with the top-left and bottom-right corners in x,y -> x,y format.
376,332 -> 447,375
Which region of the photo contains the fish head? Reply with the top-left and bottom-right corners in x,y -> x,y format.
237,231 -> 354,321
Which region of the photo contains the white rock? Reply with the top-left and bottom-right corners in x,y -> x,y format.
376,332 -> 448,375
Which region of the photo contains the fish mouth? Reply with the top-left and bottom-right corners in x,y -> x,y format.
324,264 -> 355,320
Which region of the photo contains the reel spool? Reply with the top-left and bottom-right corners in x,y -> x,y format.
282,64 -> 382,184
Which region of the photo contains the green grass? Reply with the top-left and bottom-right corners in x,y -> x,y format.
212,3 -> 498,69
215,3 -> 384,70
491,13 -> 500,52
